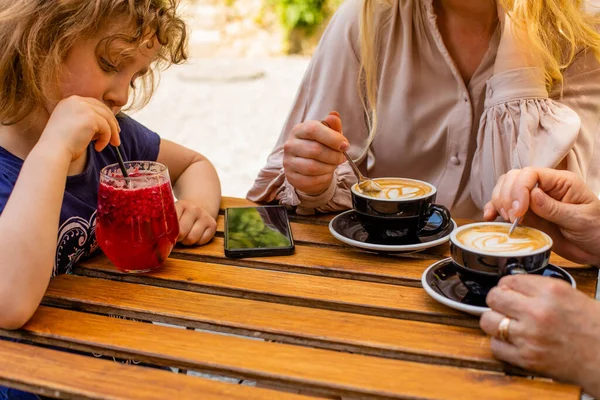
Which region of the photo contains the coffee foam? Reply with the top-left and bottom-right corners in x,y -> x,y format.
455,225 -> 551,254
356,178 -> 432,200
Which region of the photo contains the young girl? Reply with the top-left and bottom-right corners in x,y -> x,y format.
0,0 -> 221,339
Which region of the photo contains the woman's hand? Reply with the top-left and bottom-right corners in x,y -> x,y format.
283,111 -> 349,196
40,96 -> 121,161
480,275 -> 600,397
175,200 -> 217,245
483,167 -> 600,265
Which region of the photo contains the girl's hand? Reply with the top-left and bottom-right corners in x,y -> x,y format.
483,167 -> 600,266
283,112 -> 349,196
40,96 -> 121,161
480,275 -> 600,397
175,200 -> 217,245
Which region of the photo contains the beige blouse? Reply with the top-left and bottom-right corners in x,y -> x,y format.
247,0 -> 600,219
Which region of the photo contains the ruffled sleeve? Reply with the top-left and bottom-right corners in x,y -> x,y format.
471,50 -> 600,208
246,0 -> 368,215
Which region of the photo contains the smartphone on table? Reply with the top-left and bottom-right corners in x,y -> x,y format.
224,205 -> 295,258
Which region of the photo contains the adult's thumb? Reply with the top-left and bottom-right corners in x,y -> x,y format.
530,188 -> 573,225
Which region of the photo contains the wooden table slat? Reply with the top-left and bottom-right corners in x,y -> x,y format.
220,197 -> 334,225
172,237 -> 446,285
220,196 -> 258,209
0,339 -> 312,400
77,254 -> 469,322
3,306 -> 580,400
168,237 -> 597,297
42,275 -> 503,370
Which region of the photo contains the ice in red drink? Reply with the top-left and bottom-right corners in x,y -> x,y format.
96,162 -> 179,273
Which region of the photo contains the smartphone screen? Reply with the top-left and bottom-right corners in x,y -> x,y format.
224,205 -> 295,258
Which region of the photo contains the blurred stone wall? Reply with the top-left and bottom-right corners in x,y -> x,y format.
183,0 -> 283,57
181,0 -> 331,58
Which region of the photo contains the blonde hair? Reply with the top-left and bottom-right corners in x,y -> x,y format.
0,0 -> 188,125
358,0 -> 600,156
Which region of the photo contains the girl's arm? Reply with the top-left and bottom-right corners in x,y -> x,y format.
0,144 -> 70,329
0,96 -> 119,330
157,139 -> 221,245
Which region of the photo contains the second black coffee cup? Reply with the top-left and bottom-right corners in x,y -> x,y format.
450,222 -> 553,296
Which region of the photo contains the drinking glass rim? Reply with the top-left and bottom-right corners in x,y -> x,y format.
100,161 -> 168,181
350,177 -> 437,201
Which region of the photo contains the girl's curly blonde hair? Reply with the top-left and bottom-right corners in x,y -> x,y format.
0,0 -> 188,125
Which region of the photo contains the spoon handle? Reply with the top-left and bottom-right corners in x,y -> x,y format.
508,216 -> 520,236
320,118 -> 363,182
508,183 -> 539,236
342,151 -> 364,181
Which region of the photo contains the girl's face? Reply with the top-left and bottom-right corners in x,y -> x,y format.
56,29 -> 160,115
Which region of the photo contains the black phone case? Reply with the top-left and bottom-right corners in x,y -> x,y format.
224,206 -> 295,259
224,246 -> 294,258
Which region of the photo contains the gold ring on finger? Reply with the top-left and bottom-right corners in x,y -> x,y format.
498,316 -> 512,342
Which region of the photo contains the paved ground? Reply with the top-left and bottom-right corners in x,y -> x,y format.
130,57 -> 310,199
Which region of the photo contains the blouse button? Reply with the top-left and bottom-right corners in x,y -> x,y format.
450,156 -> 460,165
487,87 -> 494,97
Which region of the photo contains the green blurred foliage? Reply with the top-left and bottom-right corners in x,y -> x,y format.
272,0 -> 325,34
205,0 -> 345,54
266,0 -> 344,53
227,208 -> 290,249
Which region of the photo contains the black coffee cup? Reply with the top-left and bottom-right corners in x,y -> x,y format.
351,177 -> 451,239
450,222 -> 553,296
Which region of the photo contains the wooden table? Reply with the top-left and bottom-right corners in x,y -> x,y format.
1,197 -> 597,399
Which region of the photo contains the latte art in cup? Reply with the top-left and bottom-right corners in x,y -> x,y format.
355,178 -> 433,200
456,225 -> 551,254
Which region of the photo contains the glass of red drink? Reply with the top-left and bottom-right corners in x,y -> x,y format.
96,161 -> 179,273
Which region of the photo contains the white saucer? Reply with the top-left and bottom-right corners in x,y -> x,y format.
329,210 -> 456,253
421,258 -> 577,316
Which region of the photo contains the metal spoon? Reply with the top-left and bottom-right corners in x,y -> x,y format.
508,183 -> 539,236
508,216 -> 520,236
342,150 -> 383,192
320,120 -> 382,192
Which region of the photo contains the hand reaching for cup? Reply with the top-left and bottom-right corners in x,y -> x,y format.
482,167 -> 600,265
283,111 -> 349,196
